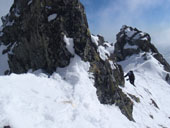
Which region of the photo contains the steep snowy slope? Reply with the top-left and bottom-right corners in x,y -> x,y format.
113,25 -> 170,128
119,53 -> 170,128
91,33 -> 170,127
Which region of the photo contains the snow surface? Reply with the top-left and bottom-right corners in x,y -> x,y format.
0,31 -> 169,127
109,60 -> 116,70
97,46 -> 110,61
125,28 -> 136,38
104,42 -> 115,54
119,53 -> 170,128
91,34 -> 113,61
0,55 -> 136,128
141,37 -> 148,41
28,0 -> 32,5
48,14 -> 57,22
121,26 -> 149,41
64,35 -> 75,55
91,35 -> 99,46
133,33 -> 148,41
124,43 -> 138,49
0,48 -> 169,127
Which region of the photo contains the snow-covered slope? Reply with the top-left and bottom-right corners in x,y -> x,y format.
0,1 -> 169,126
0,55 -> 136,128
119,53 -> 170,128
0,51 -> 170,128
91,34 -> 170,127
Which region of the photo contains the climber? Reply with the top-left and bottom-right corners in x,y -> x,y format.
124,71 -> 135,86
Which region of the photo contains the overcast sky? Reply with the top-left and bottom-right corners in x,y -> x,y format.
0,0 -> 170,52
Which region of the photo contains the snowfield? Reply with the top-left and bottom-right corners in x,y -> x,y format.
0,1 -> 170,127
119,53 -> 170,128
0,52 -> 169,128
0,36 -> 170,127
0,51 -> 170,128
0,55 -> 135,128
0,40 -> 169,128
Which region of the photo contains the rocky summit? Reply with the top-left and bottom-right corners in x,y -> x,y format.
0,0 -> 91,74
0,0 -> 134,121
114,25 -> 170,72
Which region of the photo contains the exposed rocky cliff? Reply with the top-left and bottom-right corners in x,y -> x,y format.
114,25 -> 170,72
1,0 -> 92,73
0,0 -> 134,121
90,34 -> 133,120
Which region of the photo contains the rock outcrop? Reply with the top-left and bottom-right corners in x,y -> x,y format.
0,0 -> 134,121
90,34 -> 134,121
114,25 -> 170,72
1,0 -> 92,73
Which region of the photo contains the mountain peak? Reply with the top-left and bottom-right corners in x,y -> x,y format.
0,0 -> 90,74
114,25 -> 170,72
119,25 -> 151,41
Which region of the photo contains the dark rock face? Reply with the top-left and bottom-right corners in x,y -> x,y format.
90,35 -> 134,121
114,25 -> 170,72
1,0 -> 90,73
0,1 -> 133,121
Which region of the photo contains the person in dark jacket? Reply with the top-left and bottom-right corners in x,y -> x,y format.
125,71 -> 135,86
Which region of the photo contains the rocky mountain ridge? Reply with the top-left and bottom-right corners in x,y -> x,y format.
0,0 -> 134,121
0,0 -> 170,124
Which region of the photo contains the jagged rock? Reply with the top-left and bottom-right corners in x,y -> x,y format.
1,0 -> 91,73
96,35 -> 105,46
90,35 -> 133,121
0,0 -> 133,121
128,93 -> 140,103
114,25 -> 170,72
